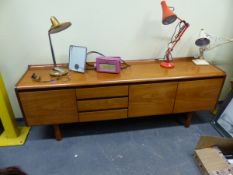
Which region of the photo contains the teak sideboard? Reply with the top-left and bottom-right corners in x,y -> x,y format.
15,58 -> 226,140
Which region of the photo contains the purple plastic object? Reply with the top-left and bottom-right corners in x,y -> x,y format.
96,57 -> 121,74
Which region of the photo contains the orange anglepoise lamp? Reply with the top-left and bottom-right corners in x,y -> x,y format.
160,0 -> 189,68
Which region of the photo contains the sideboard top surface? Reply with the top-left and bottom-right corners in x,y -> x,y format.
16,57 -> 226,91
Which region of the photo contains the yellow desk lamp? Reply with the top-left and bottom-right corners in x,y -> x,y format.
48,16 -> 72,76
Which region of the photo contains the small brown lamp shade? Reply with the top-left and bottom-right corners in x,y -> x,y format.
161,0 -> 177,25
49,16 -> 71,34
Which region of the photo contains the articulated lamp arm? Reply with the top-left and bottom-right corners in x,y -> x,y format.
164,19 -> 189,62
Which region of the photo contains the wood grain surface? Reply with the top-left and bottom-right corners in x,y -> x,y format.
128,82 -> 178,117
18,89 -> 78,125
78,97 -> 128,111
79,109 -> 127,122
173,78 -> 224,113
15,58 -> 226,132
15,58 -> 226,91
76,86 -> 128,99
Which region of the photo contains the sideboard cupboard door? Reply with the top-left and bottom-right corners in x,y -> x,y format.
173,78 -> 224,113
18,89 -> 78,125
128,82 -> 178,117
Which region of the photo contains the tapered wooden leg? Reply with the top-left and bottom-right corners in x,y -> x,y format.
53,125 -> 62,141
184,112 -> 193,128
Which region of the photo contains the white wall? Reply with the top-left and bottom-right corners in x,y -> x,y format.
1,0 -> 233,118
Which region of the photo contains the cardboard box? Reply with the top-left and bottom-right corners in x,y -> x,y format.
194,136 -> 233,175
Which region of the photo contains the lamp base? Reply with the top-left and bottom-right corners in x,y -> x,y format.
160,61 -> 175,68
192,59 -> 209,65
50,67 -> 68,77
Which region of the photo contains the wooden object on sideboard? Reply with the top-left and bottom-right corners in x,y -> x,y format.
15,57 -> 226,140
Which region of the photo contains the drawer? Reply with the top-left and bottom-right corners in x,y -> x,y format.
79,109 -> 128,122
78,97 -> 128,111
76,85 -> 128,99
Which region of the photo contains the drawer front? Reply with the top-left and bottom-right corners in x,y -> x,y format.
78,97 -> 128,111
79,109 -> 127,122
76,85 -> 128,99
18,89 -> 78,125
173,78 -> 224,113
128,82 -> 178,117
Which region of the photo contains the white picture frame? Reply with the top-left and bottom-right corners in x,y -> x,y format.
69,45 -> 87,73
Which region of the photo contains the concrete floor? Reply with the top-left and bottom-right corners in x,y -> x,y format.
0,112 -> 220,175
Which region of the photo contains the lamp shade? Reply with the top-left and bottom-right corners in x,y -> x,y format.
161,0 -> 177,25
49,16 -> 71,34
195,29 -> 210,47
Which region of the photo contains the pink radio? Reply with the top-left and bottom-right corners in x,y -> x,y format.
96,57 -> 121,74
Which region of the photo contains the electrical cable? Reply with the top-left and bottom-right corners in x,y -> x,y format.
86,50 -> 130,70
120,59 -> 130,69
85,51 -> 105,70
87,51 -> 105,57
31,73 -> 71,83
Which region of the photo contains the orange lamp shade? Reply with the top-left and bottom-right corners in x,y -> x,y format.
161,0 -> 177,25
